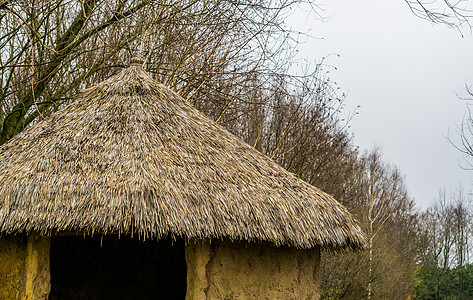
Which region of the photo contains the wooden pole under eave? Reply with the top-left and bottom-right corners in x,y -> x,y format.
0,234 -> 50,300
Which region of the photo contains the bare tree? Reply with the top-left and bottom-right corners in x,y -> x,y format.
360,148 -> 411,300
452,190 -> 471,297
416,187 -> 473,299
320,147 -> 417,300
448,85 -> 473,170
0,0 -> 319,146
0,0 -> 153,144
404,0 -> 473,31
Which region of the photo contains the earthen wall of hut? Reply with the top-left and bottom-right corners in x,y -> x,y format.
1,235 -> 320,299
0,234 -> 50,300
185,240 -> 320,300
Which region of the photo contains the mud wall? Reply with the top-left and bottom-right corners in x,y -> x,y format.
0,234 -> 50,300
186,240 -> 320,300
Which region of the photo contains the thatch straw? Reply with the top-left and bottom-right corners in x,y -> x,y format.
0,62 -> 365,250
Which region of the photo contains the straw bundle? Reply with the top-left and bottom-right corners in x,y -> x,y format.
0,61 -> 365,250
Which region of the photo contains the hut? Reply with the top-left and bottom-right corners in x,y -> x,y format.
0,58 -> 365,299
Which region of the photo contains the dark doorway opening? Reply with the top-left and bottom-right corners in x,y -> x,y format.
49,235 -> 186,300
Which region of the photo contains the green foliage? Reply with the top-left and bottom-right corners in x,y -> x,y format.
415,264 -> 473,300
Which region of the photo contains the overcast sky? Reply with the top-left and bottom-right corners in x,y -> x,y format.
287,1 -> 473,209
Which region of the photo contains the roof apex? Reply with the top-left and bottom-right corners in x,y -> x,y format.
130,56 -> 144,67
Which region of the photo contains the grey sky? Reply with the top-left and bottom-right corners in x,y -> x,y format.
287,1 -> 473,209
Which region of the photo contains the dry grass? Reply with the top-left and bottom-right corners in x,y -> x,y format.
0,62 -> 365,250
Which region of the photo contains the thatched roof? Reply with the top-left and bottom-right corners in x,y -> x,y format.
0,60 -> 365,250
